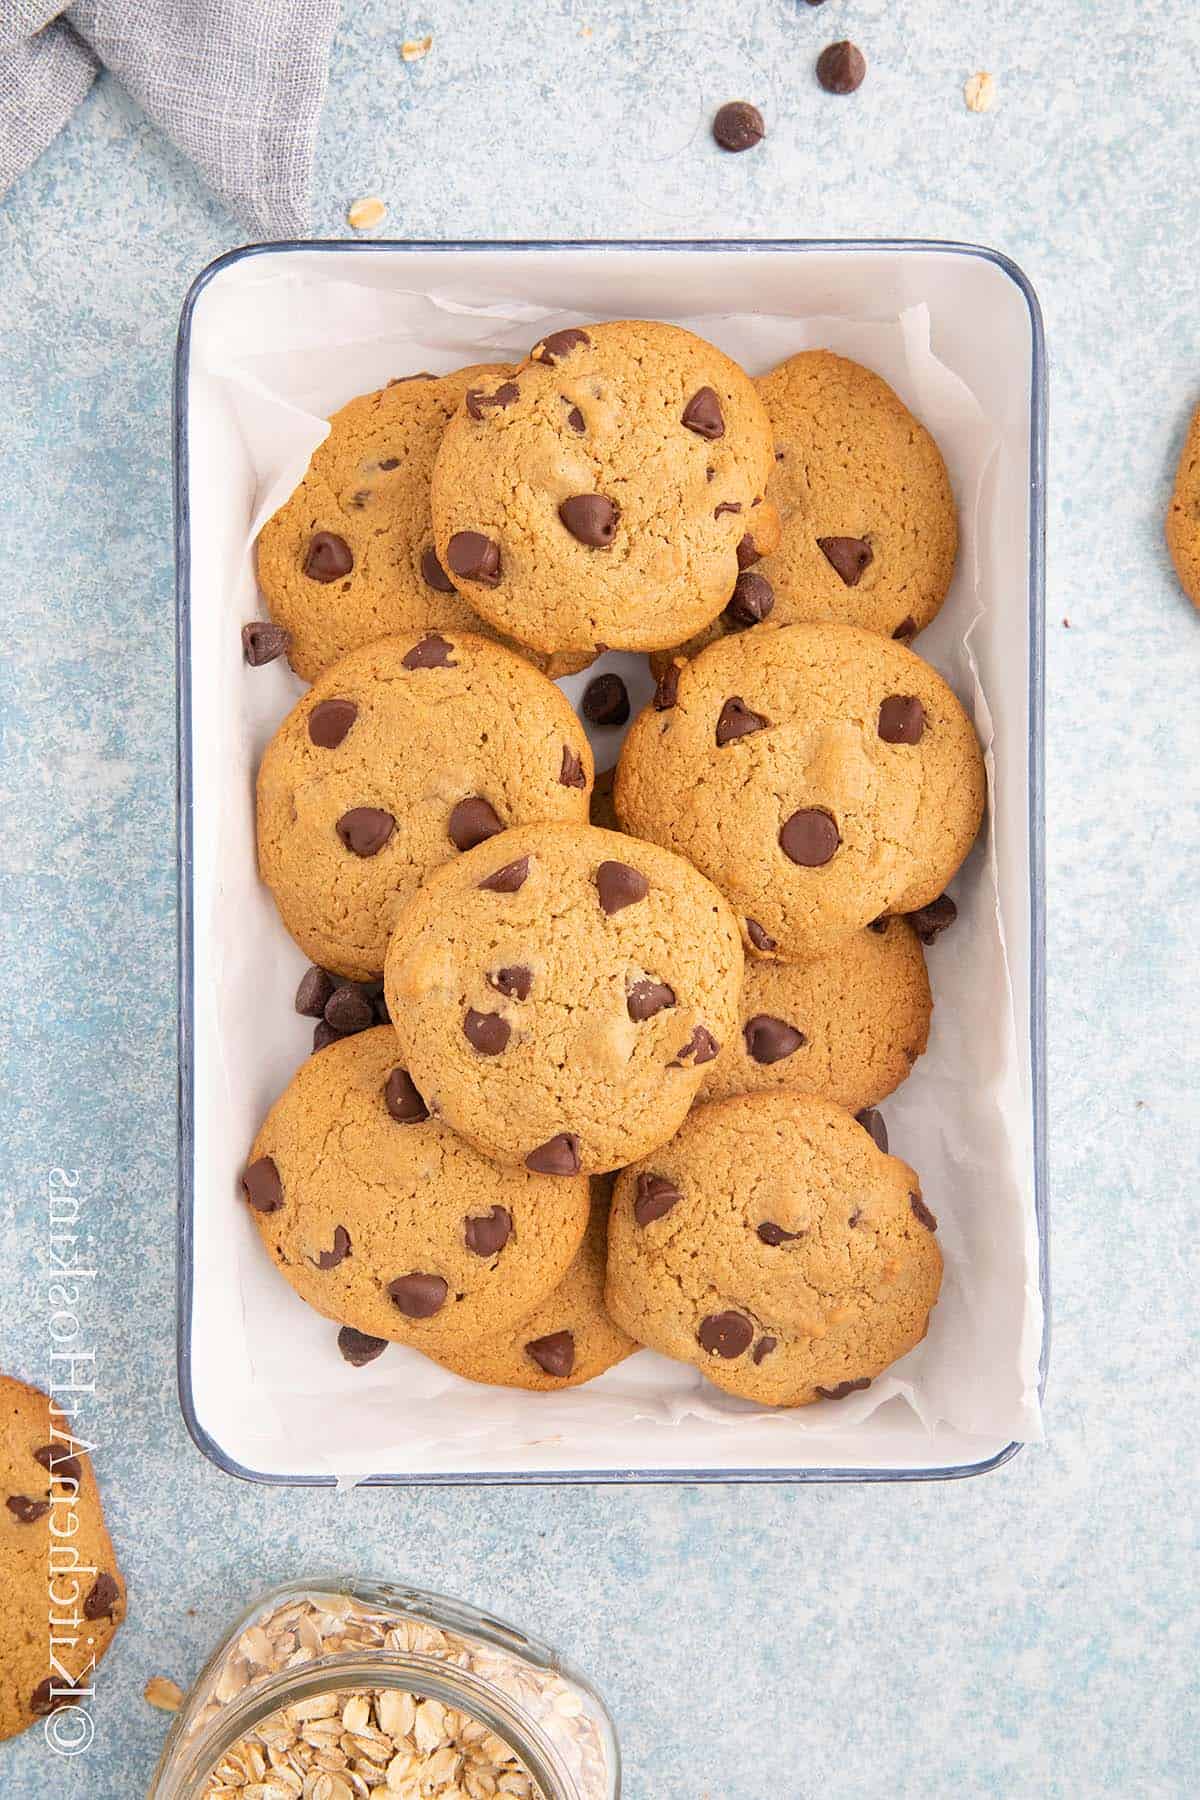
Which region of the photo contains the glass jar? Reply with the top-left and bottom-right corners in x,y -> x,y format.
148,1576 -> 619,1799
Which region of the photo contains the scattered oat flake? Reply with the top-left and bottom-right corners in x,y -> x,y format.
144,1675 -> 184,1712
347,195 -> 387,231
402,33 -> 432,61
964,71 -> 996,113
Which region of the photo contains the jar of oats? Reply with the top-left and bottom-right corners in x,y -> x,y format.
147,1578 -> 618,1799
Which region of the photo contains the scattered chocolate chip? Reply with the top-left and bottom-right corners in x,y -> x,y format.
654,661 -> 682,709
878,695 -> 925,744
465,1206 -> 512,1256
83,1573 -> 121,1621
563,399 -> 586,433
525,1133 -> 582,1176
488,964 -> 532,1000
725,571 -> 775,627
242,1156 -> 283,1214
34,1444 -> 81,1486
817,1377 -> 872,1400
448,796 -> 503,850
387,1273 -> 449,1318
335,807 -> 395,858
446,531 -> 501,586
324,985 -> 375,1035
746,918 -> 777,953
337,1325 -> 388,1366
312,1020 -> 343,1053
697,1310 -> 754,1358
910,1193 -> 938,1231
478,855 -> 529,892
463,1009 -> 511,1055
596,860 -> 648,914
780,807 -> 840,866
241,621 -> 290,666
420,545 -> 456,592
308,698 -> 358,749
856,1107 -> 889,1153
532,328 -> 591,364
30,1678 -> 81,1716
582,672 -> 630,727
559,494 -> 620,547
752,1336 -> 778,1364
714,500 -> 742,518
384,1067 -> 428,1123
295,967 -> 335,1017
736,533 -> 763,570
7,1494 -> 50,1523
627,978 -> 676,1022
712,101 -> 765,152
816,40 -> 867,94
716,695 -> 769,746
682,386 -> 725,440
402,632 -> 456,669
559,745 -> 587,787
303,531 -> 354,582
670,1025 -> 719,1067
377,458 -> 401,471
634,1173 -> 681,1226
526,1330 -> 575,1378
817,534 -> 872,584
466,381 -> 519,419
757,1221 -> 801,1246
892,616 -> 917,644
867,916 -> 890,935
744,1014 -> 805,1064
906,894 -> 957,943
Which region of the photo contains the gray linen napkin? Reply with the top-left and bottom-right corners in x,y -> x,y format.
0,0 -> 341,234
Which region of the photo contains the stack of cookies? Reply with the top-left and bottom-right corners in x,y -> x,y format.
241,321 -> 984,1410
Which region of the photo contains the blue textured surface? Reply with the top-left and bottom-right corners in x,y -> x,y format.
0,2 -> 1196,1795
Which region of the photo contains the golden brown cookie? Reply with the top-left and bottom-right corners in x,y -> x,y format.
383,822 -> 744,1176
241,1029 -> 590,1352
696,917 -> 931,1112
427,1184 -> 637,1390
1,1374 -> 126,1742
255,366 -> 513,683
606,1092 -> 943,1407
1166,400 -> 1200,610
616,623 -> 985,964
430,321 -> 776,660
256,629 -> 593,980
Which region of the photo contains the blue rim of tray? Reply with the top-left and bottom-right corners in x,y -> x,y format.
174,238 -> 1049,1487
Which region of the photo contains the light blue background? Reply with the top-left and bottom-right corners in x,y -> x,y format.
1,2 -> 1197,1794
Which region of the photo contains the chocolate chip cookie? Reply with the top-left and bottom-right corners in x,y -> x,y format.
696,916 -> 931,1112
383,822 -> 743,1175
241,1028 -> 590,1352
616,622 -> 985,963
256,629 -> 593,980
429,321 -> 777,659
1,1374 -> 126,1742
606,1091 -> 943,1407
1166,399 -> 1200,611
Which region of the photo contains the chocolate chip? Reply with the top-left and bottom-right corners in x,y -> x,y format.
712,101 -> 765,152
308,698 -> 358,748
654,661 -> 682,709
744,1014 -> 805,1064
817,535 -> 872,585
463,1009 -> 511,1055
746,918 -> 777,953
627,978 -> 676,1021
295,967 -> 335,1017
910,1193 -> 938,1231
420,545 -> 457,592
336,807 -> 395,857
34,1444 -> 81,1486
448,796 -> 503,850
878,695 -> 925,744
465,1206 -> 513,1257
303,531 -> 353,582
669,1025 -> 720,1067
241,621 -> 290,666
532,327 -> 591,364
682,386 -> 725,440
724,571 -> 775,627
314,1225 -> 351,1270
312,1020 -> 343,1053
83,1573 -> 121,1621
596,860 -> 648,914
634,1173 -> 681,1226
242,1156 -> 283,1214
564,402 -> 586,433
402,632 -> 456,669
525,1133 -> 581,1175
478,855 -> 529,892
559,494 -> 620,547
736,532 -> 764,570
816,1376 -> 872,1400
867,916 -> 890,935
324,985 -> 375,1034
337,1325 -> 388,1366
30,1678 -> 81,1716
378,458 -> 401,471
816,40 -> 866,94
757,1221 -> 801,1246
446,530 -> 501,586
582,672 -> 630,727
559,745 -> 587,787
892,616 -> 917,644
906,894 -> 957,943
779,808 -> 840,866
488,964 -> 532,1000
716,695 -> 769,746
714,500 -> 742,518
388,372 -> 435,385
752,1336 -> 778,1364
856,1107 -> 888,1153
526,1330 -> 575,1377
384,1067 -> 429,1123
465,381 -> 519,419
697,1310 -> 754,1358
6,1494 -> 50,1523
387,1273 -> 448,1318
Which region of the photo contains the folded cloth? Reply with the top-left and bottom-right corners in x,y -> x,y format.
0,0 -> 341,234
